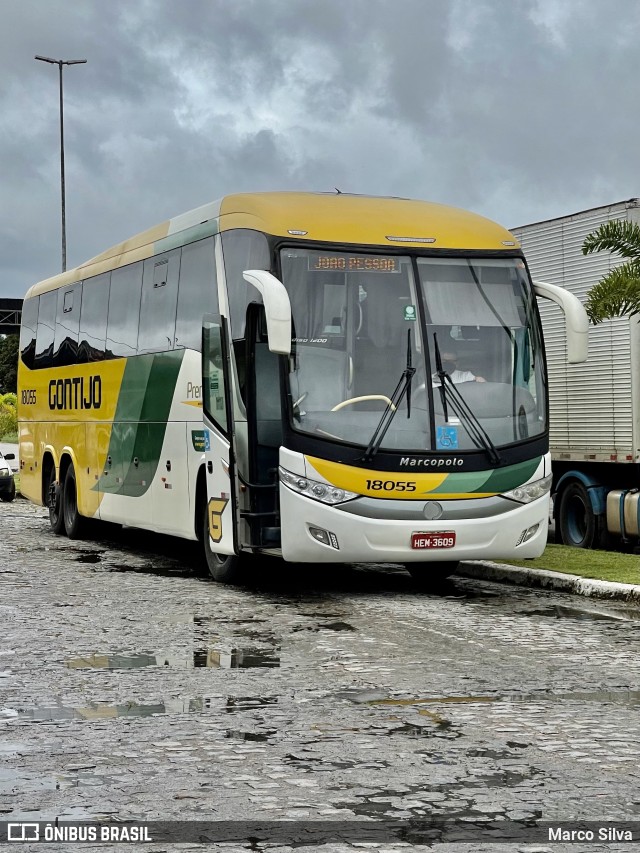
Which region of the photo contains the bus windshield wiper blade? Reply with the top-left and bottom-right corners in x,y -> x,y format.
361,330 -> 416,463
432,333 -> 501,466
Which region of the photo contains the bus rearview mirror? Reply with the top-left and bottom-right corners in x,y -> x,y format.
243,270 -> 292,355
533,279 -> 589,364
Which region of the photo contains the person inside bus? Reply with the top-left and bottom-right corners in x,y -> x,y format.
432,350 -> 486,384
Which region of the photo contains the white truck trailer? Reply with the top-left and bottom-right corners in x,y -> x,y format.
513,198 -> 640,548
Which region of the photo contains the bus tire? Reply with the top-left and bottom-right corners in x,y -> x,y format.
62,463 -> 86,540
557,480 -> 607,549
202,502 -> 245,584
47,465 -> 65,535
407,562 -> 458,586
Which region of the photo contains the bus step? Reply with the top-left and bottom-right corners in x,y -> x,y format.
260,527 -> 281,547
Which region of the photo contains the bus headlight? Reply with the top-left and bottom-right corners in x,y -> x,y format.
279,467 -> 358,505
501,474 -> 553,504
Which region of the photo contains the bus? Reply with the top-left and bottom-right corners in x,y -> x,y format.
17,192 -> 588,583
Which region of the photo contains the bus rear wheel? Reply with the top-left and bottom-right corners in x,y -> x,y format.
406,562 -> 458,586
202,502 -> 245,584
47,465 -> 65,535
62,463 -> 87,540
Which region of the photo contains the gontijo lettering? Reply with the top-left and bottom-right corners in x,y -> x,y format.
48,376 -> 102,410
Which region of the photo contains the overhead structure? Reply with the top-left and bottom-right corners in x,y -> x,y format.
0,298 -> 22,335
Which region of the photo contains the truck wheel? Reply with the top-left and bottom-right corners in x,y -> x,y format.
557,481 -> 607,549
202,501 -> 245,583
47,466 -> 65,535
406,561 -> 459,587
63,463 -> 87,540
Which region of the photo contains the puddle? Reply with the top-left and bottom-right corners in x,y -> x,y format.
294,621 -> 357,633
520,604 -> 631,621
0,768 -> 60,794
0,742 -> 27,756
74,551 -> 102,564
298,612 -> 350,619
339,687 -> 640,708
336,771 -> 542,823
225,696 -> 278,712
523,689 -> 640,705
225,729 -> 275,742
66,646 -> 280,670
284,753 -> 388,772
386,712 -> 461,741
99,562 -> 194,578
17,695 -> 279,722
337,689 -> 497,707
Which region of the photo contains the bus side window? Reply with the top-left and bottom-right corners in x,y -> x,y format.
106,262 -> 143,359
78,272 -> 110,363
138,248 -> 181,354
220,229 -> 270,340
19,296 -> 39,369
175,237 -> 218,351
53,283 -> 81,367
34,290 -> 57,370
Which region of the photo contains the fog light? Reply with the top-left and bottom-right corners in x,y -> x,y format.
517,522 -> 540,545
309,526 -> 339,549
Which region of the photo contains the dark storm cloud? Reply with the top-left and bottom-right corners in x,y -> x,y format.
1,0 -> 640,297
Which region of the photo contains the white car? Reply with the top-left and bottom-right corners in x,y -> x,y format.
0,451 -> 16,502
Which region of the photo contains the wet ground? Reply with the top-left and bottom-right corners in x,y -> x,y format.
1,500 -> 640,851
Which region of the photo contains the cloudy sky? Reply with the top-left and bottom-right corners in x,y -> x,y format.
1,0 -> 638,298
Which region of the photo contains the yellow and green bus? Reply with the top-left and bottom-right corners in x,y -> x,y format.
18,192 -> 587,582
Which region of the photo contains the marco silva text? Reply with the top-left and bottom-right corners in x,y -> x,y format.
549,826 -> 633,842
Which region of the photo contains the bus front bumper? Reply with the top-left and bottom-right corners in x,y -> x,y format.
279,484 -> 549,563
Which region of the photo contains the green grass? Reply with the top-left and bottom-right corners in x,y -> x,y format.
505,543 -> 640,586
0,432 -> 17,442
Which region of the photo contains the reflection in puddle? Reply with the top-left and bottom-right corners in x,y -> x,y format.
519,604 -> 630,621
389,720 -> 460,740
225,696 -> 278,712
225,729 -> 275,742
99,563 -> 194,578
66,646 -> 280,670
337,689 -> 496,707
74,552 -> 102,564
18,695 -> 279,722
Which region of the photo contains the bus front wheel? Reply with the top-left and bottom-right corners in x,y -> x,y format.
202,503 -> 245,584
47,465 -> 65,535
62,463 -> 87,540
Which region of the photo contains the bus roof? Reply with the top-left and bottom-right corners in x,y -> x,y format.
26,192 -> 520,297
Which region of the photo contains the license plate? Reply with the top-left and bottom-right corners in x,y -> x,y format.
411,531 -> 456,549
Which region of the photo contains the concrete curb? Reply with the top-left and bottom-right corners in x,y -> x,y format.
457,559 -> 640,603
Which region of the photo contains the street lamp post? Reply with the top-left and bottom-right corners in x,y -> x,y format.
35,55 -> 87,273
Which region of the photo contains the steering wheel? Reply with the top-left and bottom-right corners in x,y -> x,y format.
331,395 -> 396,412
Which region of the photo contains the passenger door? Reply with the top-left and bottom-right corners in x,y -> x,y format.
202,315 -> 238,556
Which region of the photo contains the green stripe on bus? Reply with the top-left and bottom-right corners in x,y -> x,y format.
97,351 -> 185,497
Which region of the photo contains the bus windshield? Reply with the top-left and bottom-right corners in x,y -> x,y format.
280,248 -> 546,454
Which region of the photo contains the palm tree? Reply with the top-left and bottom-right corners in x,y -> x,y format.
582,220 -> 640,323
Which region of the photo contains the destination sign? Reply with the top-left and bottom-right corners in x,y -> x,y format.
308,254 -> 400,273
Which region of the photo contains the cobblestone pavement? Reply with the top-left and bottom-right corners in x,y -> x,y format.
1,499 -> 640,852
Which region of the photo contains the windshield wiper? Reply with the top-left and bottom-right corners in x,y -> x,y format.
361,329 -> 416,463
432,333 -> 501,466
